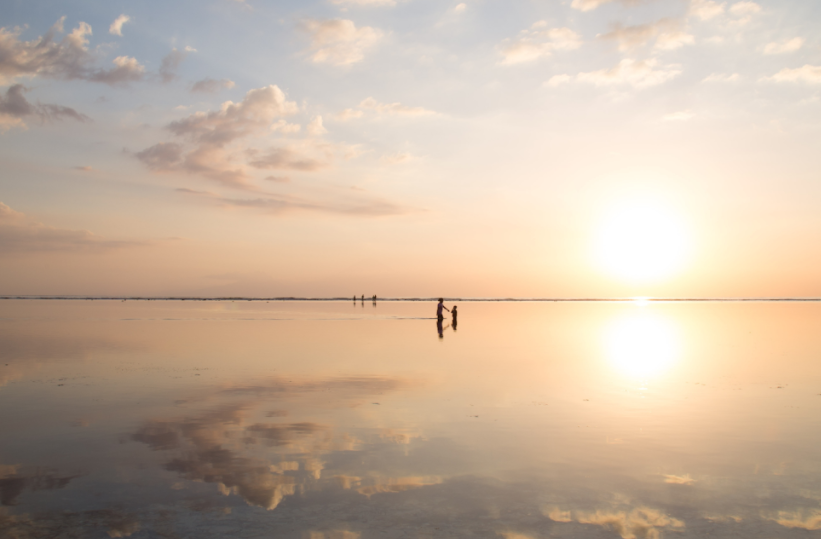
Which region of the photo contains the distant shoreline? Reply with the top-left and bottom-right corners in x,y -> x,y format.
1,296 -> 819,303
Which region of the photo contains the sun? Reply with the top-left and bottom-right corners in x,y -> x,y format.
594,200 -> 690,282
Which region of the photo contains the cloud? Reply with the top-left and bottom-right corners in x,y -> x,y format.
599,19 -> 694,52
545,74 -> 572,87
768,510 -> 821,531
499,24 -> 582,64
381,152 -> 413,164
159,47 -> 194,83
358,97 -> 436,116
0,18 -> 145,86
74,165 -> 93,171
454,3 -> 467,13
729,1 -> 761,16
335,108 -> 364,121
689,0 -> 725,21
329,0 -> 396,5
763,37 -> 804,55
0,465 -> 84,506
558,59 -> 681,88
307,116 -> 328,135
571,0 -> 644,12
0,201 -> 142,254
662,111 -> 693,121
167,85 -> 298,146
191,77 -> 236,93
300,19 -> 383,66
247,147 -> 328,171
702,72 -> 740,82
356,476 -> 442,497
87,55 -> 145,86
575,507 -> 685,539
0,84 -> 90,130
662,473 -> 695,484
763,65 -> 821,84
109,15 -> 130,37
135,86 -> 300,189
180,189 -> 410,217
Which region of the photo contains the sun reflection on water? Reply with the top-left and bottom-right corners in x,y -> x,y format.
604,309 -> 681,380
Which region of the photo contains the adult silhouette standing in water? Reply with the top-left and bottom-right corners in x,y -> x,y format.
436,298 -> 450,321
451,305 -> 458,331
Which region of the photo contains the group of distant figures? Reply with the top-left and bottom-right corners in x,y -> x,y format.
352,295 -> 457,338
436,298 -> 457,338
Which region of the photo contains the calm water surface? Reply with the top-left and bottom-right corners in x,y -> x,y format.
1,300 -> 820,538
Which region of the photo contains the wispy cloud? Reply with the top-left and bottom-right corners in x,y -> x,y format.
159,47 -> 195,83
300,19 -> 383,66
549,59 -> 681,89
358,97 -> 437,117
109,14 -> 130,37
499,23 -> 582,65
763,37 -> 804,55
191,77 -> 236,93
767,510 -> 821,531
689,0 -> 725,21
0,202 -> 143,253
0,84 -> 90,131
599,19 -> 694,51
703,72 -> 740,82
178,188 -> 411,217
763,65 -> 821,84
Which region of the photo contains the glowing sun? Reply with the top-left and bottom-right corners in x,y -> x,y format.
595,201 -> 690,282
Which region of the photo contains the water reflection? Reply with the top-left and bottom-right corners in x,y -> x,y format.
604,308 -> 680,379
1,300 -> 821,538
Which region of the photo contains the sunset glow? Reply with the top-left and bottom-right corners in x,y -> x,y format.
595,201 -> 690,283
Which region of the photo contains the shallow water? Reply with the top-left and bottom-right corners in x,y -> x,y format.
1,300 -> 820,538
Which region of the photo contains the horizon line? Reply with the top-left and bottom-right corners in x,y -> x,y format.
1,296 -> 820,303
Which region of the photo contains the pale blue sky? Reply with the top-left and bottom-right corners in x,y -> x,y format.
1,0 -> 819,297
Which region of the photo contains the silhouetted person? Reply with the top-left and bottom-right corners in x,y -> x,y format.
451,305 -> 458,330
353,295 -> 356,303
436,298 -> 450,321
372,294 -> 377,303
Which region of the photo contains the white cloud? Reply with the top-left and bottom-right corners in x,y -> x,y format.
702,72 -> 740,82
358,97 -> 436,116
191,78 -> 236,93
136,85 -> 300,189
500,25 -> 582,65
763,65 -> 821,84
576,58 -> 682,88
663,111 -> 693,121
300,19 -> 383,66
454,3 -> 467,14
307,116 -> 328,135
599,19 -> 694,52
0,18 -> 147,86
763,37 -> 804,55
689,0 -> 725,21
109,14 -> 130,37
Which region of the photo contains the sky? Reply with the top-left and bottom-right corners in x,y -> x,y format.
0,0 -> 819,298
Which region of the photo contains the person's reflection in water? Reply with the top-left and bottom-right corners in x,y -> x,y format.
451,305 -> 458,331
437,317 -> 451,339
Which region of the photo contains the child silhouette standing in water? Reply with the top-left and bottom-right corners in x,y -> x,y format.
451,305 -> 458,330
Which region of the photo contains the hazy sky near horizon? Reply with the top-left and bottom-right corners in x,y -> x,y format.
1,0 -> 819,297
